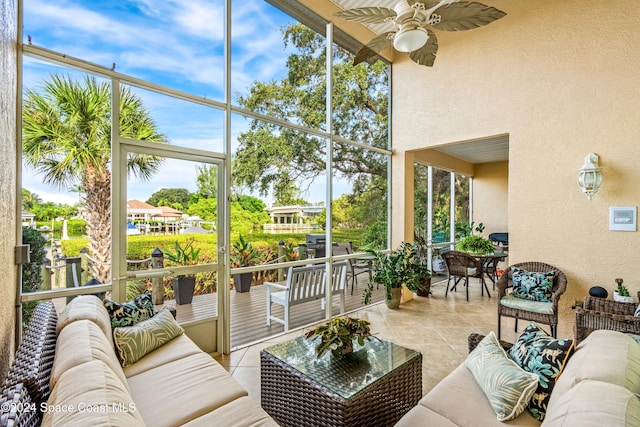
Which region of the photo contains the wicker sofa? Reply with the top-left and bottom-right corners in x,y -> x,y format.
396,330 -> 640,426
1,296 -> 277,427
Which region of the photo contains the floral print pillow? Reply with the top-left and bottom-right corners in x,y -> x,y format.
508,323 -> 575,421
510,267 -> 555,302
104,291 -> 156,329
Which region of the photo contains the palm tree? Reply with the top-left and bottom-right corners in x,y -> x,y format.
22,74 -> 168,283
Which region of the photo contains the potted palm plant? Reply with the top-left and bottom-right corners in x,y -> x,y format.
164,239 -> 200,305
231,234 -> 259,293
304,316 -> 373,360
364,243 -> 427,309
408,242 -> 432,297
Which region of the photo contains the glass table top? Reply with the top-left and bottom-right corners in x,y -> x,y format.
263,335 -> 421,399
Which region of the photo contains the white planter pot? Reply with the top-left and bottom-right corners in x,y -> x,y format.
613,291 -> 634,303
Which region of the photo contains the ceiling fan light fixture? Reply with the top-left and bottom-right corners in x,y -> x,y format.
393,25 -> 428,52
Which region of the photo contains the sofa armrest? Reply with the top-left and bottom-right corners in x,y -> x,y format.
467,333 -> 513,353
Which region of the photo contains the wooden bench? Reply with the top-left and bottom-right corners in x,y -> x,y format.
265,262 -> 347,332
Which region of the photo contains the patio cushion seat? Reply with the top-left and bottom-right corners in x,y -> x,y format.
500,294 -> 554,315
182,396 -> 279,427
126,352 -> 248,427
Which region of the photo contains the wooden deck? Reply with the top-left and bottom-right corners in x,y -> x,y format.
164,276 -> 386,348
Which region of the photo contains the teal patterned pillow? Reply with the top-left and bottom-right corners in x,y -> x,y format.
508,323 -> 575,421
510,267 -> 555,302
113,308 -> 183,367
104,291 -> 156,329
465,332 -> 539,421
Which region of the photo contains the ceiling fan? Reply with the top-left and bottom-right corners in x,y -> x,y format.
334,0 -> 506,67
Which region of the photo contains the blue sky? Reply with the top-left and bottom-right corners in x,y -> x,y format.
21,0 -> 332,206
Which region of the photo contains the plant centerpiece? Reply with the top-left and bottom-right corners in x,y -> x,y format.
165,239 -> 200,305
231,234 -> 259,293
613,278 -> 633,303
364,242 -> 428,309
305,316 -> 373,360
456,222 -> 494,255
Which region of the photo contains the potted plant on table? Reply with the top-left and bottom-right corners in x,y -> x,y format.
165,239 -> 200,305
364,242 -> 427,309
613,278 -> 633,303
231,234 -> 259,293
456,222 -> 494,255
305,316 -> 374,360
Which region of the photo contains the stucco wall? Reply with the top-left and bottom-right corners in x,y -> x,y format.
0,0 -> 17,383
473,161 -> 508,236
392,0 -> 640,336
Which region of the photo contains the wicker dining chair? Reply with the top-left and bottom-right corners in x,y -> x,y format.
574,293 -> 640,342
442,250 -> 491,301
496,261 -> 567,339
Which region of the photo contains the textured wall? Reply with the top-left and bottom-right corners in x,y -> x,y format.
0,0 -> 17,383
392,0 -> 640,336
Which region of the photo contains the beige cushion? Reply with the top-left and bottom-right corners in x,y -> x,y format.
395,404 -> 458,427
127,352 -> 247,426
42,360 -> 145,427
123,333 -> 202,378
51,320 -> 128,390
550,329 -> 640,408
113,308 -> 183,367
57,295 -> 113,347
182,396 -> 279,427
543,380 -> 640,427
500,294 -> 554,314
420,364 -> 540,427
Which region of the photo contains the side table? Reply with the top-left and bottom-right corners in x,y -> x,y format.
260,335 -> 422,427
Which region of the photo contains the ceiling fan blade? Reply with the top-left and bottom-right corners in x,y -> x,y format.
353,32 -> 394,65
407,0 -> 440,10
430,1 -> 506,31
408,30 -> 438,67
334,7 -> 397,24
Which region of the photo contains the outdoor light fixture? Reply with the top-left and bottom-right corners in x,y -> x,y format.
393,25 -> 428,52
578,152 -> 602,201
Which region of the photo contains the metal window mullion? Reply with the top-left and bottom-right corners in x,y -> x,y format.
325,22 -> 334,320
450,172 -> 455,245
111,77 -> 125,302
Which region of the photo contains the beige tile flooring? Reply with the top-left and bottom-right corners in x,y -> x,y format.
214,278 -> 527,405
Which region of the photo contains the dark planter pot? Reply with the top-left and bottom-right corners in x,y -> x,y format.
173,276 -> 195,305
416,277 -> 432,297
233,272 -> 253,293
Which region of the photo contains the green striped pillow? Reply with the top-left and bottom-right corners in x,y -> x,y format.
465,332 -> 539,421
113,308 -> 183,367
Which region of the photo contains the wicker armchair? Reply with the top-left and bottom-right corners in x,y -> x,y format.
574,294 -> 640,342
442,250 -> 491,301
496,261 -> 568,339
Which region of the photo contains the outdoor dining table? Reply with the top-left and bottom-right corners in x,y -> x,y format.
467,252 -> 507,287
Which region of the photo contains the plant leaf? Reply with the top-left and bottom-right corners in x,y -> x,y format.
354,32 -> 394,65
430,1 -> 506,31
334,7 -> 396,24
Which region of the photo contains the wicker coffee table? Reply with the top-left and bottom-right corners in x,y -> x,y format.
260,335 -> 422,427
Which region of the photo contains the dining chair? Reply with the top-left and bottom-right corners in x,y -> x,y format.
441,250 -> 491,301
496,261 -> 568,339
331,242 -> 372,294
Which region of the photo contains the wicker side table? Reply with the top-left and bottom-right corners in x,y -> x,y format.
260,336 -> 422,427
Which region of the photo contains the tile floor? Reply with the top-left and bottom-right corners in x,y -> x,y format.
214,279 -> 529,404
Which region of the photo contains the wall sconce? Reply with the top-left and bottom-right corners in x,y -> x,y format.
578,153 -> 602,200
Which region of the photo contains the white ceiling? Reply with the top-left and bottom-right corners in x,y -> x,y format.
432,134 -> 509,164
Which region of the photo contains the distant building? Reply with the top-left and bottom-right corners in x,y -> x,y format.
263,205 -> 323,233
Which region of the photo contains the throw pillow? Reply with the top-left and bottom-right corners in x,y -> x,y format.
510,267 -> 555,302
104,291 -> 156,329
634,303 -> 640,317
113,308 -> 184,367
465,332 -> 539,421
508,323 -> 575,421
